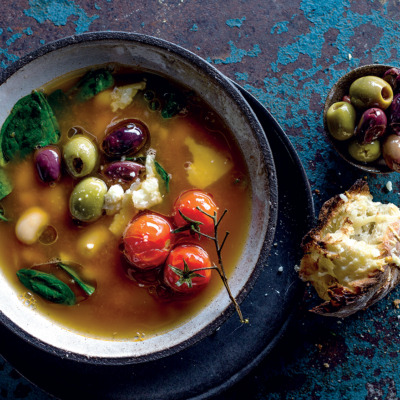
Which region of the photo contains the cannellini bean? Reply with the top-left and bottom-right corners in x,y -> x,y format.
15,207 -> 50,245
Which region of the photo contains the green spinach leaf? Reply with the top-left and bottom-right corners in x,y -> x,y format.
17,269 -> 76,305
68,69 -> 114,103
0,168 -> 12,201
47,89 -> 70,119
161,92 -> 184,119
0,91 -> 60,163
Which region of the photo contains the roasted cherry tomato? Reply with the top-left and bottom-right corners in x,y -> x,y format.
122,213 -> 173,270
163,244 -> 212,294
172,190 -> 218,236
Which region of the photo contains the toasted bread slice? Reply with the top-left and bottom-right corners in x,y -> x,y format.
299,179 -> 400,317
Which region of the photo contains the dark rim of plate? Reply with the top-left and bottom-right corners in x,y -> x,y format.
0,31 -> 278,365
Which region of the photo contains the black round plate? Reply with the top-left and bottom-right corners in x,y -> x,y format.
0,86 -> 314,400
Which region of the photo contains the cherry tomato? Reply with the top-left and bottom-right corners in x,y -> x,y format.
122,213 -> 173,270
172,190 -> 218,236
163,244 -> 212,294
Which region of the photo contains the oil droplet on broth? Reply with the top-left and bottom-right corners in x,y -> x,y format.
19,291 -> 37,310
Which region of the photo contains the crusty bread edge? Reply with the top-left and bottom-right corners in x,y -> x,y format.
301,179 -> 370,251
310,264 -> 400,317
300,179 -> 400,317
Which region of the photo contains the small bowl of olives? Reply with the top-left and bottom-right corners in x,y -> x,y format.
324,64 -> 400,173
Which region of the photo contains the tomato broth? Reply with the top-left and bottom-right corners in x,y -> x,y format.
0,65 -> 251,339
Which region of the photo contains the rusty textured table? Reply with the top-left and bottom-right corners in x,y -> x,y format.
1,1 -> 400,399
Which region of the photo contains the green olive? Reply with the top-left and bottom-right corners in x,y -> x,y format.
326,101 -> 356,141
349,76 -> 393,110
348,139 -> 381,163
69,177 -> 107,222
63,135 -> 98,178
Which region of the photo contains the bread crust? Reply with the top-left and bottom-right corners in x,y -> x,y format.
299,179 -> 400,317
301,179 -> 370,250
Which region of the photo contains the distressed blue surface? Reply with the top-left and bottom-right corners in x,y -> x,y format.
206,42 -> 261,65
226,17 -> 246,28
1,0 -> 400,399
211,0 -> 400,208
24,0 -> 99,34
271,21 -> 289,34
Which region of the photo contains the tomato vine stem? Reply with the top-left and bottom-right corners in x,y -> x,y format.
176,207 -> 249,324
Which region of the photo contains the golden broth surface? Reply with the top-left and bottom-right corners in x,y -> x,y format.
0,66 -> 251,339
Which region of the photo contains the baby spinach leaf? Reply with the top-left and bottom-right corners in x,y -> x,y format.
0,91 -> 60,163
68,69 -> 114,103
47,89 -> 70,119
58,262 -> 95,297
0,168 -> 12,201
161,92 -> 184,119
17,269 -> 76,305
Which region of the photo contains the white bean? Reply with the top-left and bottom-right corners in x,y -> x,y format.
15,207 -> 49,245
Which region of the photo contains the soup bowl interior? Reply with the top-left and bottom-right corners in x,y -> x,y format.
0,32 -> 277,363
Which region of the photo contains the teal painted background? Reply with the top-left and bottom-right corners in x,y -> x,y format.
1,1 -> 400,399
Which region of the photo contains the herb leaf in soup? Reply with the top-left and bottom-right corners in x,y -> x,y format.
161,92 -> 184,119
47,89 -> 70,119
127,156 -> 170,192
68,69 -> 114,103
0,91 -> 60,163
57,262 -> 95,297
16,269 -> 76,305
0,206 -> 8,222
154,160 -> 170,192
0,168 -> 12,201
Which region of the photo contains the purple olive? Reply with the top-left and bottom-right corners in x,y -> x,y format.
102,161 -> 145,186
383,67 -> 400,90
34,146 -> 61,184
355,107 -> 387,144
102,119 -> 149,158
342,95 -> 351,104
389,93 -> 400,135
383,134 -> 400,171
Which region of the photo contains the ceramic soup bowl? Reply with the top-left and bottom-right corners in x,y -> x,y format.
0,32 -> 277,364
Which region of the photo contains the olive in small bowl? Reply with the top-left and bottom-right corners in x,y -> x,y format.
349,75 -> 393,110
326,101 -> 356,141
324,64 -> 397,174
